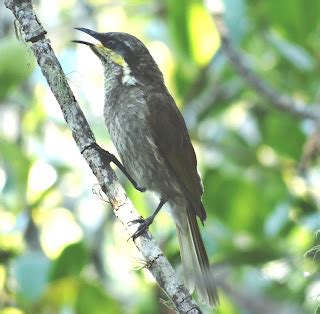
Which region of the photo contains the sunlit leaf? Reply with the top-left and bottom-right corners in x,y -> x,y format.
0,308 -> 25,314
188,2 -> 219,66
42,277 -> 78,308
49,241 -> 89,281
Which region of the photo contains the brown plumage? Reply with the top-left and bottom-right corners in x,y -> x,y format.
74,28 -> 219,307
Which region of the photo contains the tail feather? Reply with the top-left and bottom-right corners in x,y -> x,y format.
176,208 -> 219,308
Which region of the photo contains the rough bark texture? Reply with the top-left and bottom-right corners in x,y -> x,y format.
4,0 -> 202,312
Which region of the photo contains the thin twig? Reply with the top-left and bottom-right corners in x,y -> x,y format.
4,0 -> 202,312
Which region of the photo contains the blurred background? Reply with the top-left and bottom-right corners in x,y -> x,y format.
0,0 -> 320,313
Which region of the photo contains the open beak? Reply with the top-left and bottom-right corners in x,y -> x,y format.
72,27 -> 102,46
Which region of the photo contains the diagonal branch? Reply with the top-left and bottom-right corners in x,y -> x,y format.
206,1 -> 320,121
4,0 -> 202,312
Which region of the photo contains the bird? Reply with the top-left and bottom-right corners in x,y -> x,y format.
73,28 -> 219,307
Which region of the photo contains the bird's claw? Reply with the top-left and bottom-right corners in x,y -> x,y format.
128,217 -> 144,226
129,216 -> 154,240
135,185 -> 147,192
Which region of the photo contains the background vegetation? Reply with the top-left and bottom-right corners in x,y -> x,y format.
0,0 -> 319,313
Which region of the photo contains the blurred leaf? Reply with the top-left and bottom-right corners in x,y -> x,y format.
260,0 -> 320,43
260,113 -> 305,159
267,32 -> 315,71
223,242 -> 283,265
165,0 -> 193,60
39,278 -> 121,313
0,37 -> 34,101
0,247 -> 19,263
204,169 -> 266,232
41,277 -> 78,309
0,308 -> 25,314
127,184 -> 149,217
49,241 -> 89,281
215,293 -> 238,314
264,203 -> 290,237
223,0 -> 248,44
188,2 -> 219,66
13,252 -> 50,302
75,281 -> 121,314
23,95 -> 47,135
0,138 -> 31,210
165,0 -> 201,96
204,167 -> 286,234
173,62 -> 198,96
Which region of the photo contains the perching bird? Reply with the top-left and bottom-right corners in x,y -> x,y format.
73,28 -> 219,307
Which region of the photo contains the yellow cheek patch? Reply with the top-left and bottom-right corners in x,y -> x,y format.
95,44 -> 125,66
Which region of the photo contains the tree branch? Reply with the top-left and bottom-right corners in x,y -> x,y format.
206,0 -> 320,121
4,0 -> 202,312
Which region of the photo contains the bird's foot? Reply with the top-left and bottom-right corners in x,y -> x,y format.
82,142 -> 146,192
129,216 -> 154,240
128,197 -> 168,241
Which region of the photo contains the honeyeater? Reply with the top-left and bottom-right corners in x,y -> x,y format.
73,28 -> 219,307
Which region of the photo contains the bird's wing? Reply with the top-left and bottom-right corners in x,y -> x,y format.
147,92 -> 206,222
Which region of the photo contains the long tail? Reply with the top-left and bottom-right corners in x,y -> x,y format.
175,207 -> 219,308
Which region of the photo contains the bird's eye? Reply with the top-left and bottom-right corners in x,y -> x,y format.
107,39 -> 116,48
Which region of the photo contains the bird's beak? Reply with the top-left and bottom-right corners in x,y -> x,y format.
72,27 -> 102,46
72,27 -> 117,63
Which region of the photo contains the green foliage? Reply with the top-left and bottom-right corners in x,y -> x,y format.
258,0 -> 320,44
75,281 -> 120,314
261,113 -> 305,158
49,241 -> 89,281
13,252 -> 50,302
0,38 -> 34,101
0,137 -> 31,212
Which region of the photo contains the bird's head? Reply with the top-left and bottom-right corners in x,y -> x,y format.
73,28 -> 163,86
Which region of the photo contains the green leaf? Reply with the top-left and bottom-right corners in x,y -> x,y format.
0,37 -> 34,101
261,0 -> 320,43
75,281 -> 121,314
203,167 -> 286,234
223,0 -> 248,44
267,32 -> 315,71
13,252 -> 50,302
40,277 -> 79,309
49,241 -> 89,281
222,242 -> 283,265
165,0 -> 193,60
260,113 -> 305,159
187,2 -> 219,66
0,137 -> 32,212
264,203 -> 290,237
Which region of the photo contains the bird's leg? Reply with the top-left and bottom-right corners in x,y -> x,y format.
82,142 -> 146,192
129,197 -> 168,240
104,150 -> 147,192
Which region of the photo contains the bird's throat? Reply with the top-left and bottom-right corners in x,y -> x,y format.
121,63 -> 137,86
